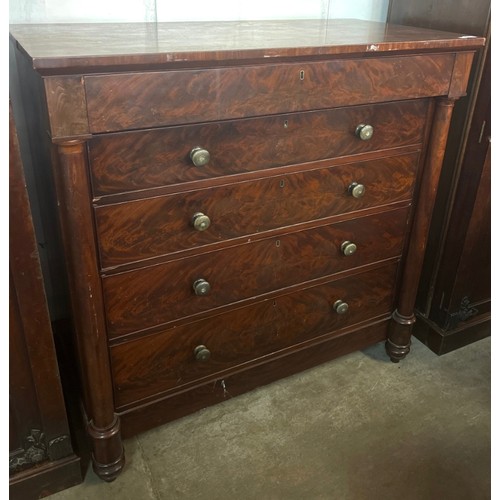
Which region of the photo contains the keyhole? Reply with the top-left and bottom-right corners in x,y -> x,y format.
279,179 -> 286,188
299,70 -> 305,81
276,240 -> 281,247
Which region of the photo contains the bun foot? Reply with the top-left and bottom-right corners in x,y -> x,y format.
385,338 -> 411,363
92,453 -> 125,482
87,415 -> 125,482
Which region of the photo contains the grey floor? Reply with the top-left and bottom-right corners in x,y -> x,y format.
49,336 -> 491,500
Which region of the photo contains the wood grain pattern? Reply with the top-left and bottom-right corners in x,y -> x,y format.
118,318 -> 390,438
95,153 -> 419,268
10,19 -> 483,479
448,51 -> 475,98
9,20 -> 484,74
89,100 -> 428,196
103,207 -> 409,338
44,76 -> 90,140
110,263 -> 398,408
85,55 -> 454,132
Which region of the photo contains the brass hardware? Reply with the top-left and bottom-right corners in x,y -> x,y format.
193,278 -> 211,296
348,182 -> 366,199
355,123 -> 374,141
194,345 -> 211,362
333,300 -> 349,314
299,70 -> 305,80
192,212 -> 211,231
341,241 -> 357,256
190,147 -> 210,167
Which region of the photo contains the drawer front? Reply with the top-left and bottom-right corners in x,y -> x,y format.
85,54 -> 453,133
110,262 -> 398,408
103,207 -> 409,338
95,153 -> 419,268
89,100 -> 428,196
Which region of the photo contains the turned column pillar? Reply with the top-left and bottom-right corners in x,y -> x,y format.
52,140 -> 125,480
386,98 -> 457,362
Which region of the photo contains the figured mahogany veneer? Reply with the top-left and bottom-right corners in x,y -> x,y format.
95,153 -> 419,268
9,19 -> 483,482
103,207 -> 409,338
89,99 -> 428,196
85,56 -> 450,133
110,262 -> 398,409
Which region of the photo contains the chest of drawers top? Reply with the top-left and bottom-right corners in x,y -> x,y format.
11,19 -> 483,141
10,19 -> 482,71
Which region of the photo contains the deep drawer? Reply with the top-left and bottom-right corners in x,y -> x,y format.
102,207 -> 409,338
89,100 -> 428,195
85,54 -> 453,133
110,262 -> 398,409
95,153 -> 419,269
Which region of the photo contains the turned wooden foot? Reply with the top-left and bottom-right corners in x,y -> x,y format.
385,338 -> 411,363
92,454 -> 125,482
87,415 -> 125,481
386,309 -> 415,362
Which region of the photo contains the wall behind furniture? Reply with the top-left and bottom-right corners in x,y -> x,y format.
10,0 -> 389,23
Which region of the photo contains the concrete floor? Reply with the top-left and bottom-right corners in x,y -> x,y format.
49,336 -> 491,500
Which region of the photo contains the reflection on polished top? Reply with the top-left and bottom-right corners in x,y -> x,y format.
9,19 -> 483,72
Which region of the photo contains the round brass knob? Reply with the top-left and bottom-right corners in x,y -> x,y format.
192,212 -> 211,231
348,182 -> 366,199
341,241 -> 357,256
194,345 -> 211,362
190,147 -> 210,167
333,300 -> 349,314
355,124 -> 374,141
193,278 -> 211,296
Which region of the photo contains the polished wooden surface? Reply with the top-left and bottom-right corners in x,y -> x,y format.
9,20 -> 482,480
110,263 -> 398,408
85,55 -> 452,133
89,100 -> 428,196
9,19 -> 484,73
386,98 -> 456,361
52,141 -> 124,481
119,318 -> 390,438
103,208 -> 409,339
95,153 -> 418,268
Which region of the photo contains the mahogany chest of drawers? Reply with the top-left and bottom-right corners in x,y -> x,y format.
9,19 -> 483,481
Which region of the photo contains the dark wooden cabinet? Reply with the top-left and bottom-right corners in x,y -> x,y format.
9,20 -> 483,481
388,1 -> 491,354
9,103 -> 83,498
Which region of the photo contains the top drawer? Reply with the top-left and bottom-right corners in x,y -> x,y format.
84,54 -> 454,133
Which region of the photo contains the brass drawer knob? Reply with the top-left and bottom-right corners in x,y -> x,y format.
348,182 -> 366,199
333,300 -> 349,314
341,241 -> 357,256
192,212 -> 211,231
194,345 -> 211,362
193,278 -> 211,296
355,123 -> 374,141
190,147 -> 211,167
